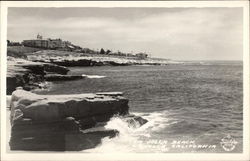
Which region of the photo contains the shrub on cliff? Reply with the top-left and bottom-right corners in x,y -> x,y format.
7,46 -> 41,59
7,50 -> 27,59
106,49 -> 111,54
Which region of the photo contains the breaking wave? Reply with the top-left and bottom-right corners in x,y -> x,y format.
84,111 -> 172,153
32,81 -> 52,92
82,74 -> 106,79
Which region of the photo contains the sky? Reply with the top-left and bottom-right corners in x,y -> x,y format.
7,7 -> 243,60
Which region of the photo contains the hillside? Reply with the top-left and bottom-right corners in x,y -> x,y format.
7,46 -> 42,58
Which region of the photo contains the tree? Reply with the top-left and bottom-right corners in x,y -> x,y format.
100,48 -> 105,54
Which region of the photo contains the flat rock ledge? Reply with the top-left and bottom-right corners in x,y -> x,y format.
7,57 -> 84,94
9,88 -> 147,151
44,74 -> 83,81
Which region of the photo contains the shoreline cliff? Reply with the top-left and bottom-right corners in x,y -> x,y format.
6,46 -> 181,94
7,57 -> 83,94
28,50 -> 174,66
8,88 -> 147,151
6,47 -> 150,151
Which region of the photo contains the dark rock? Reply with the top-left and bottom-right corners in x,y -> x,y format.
124,114 -> 148,128
10,129 -> 118,151
78,113 -> 114,129
23,82 -> 44,91
17,95 -> 128,121
78,117 -> 96,129
8,89 -> 147,151
44,74 -> 83,81
10,89 -> 129,122
7,75 -> 26,95
52,59 -> 95,67
22,64 -> 45,75
106,61 -> 130,66
96,92 -> 123,97
7,57 -> 71,94
65,130 -> 119,151
11,117 -> 81,138
43,63 -> 69,75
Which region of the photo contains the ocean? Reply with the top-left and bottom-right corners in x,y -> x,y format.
36,61 -> 243,153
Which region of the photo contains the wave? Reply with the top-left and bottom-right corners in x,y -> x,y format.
32,81 -> 52,92
82,74 -> 106,79
84,111 -> 172,153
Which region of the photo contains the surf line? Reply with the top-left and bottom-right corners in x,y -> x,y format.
82,74 -> 106,79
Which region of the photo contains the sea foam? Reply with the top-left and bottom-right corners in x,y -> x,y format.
84,111 -> 171,153
82,74 -> 106,79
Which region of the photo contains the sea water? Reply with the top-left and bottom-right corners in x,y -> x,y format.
36,61 -> 243,153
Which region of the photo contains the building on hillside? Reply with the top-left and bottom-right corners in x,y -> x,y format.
22,39 -> 49,48
126,53 -> 135,57
22,34 -> 74,50
48,38 -> 63,49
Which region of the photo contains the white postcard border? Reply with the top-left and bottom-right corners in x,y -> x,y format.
0,1 -> 249,161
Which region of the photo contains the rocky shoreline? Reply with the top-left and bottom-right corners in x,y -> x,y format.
7,57 -> 85,94
7,48 -> 180,94
7,51 -> 149,151
27,50 -> 173,67
8,88 -> 147,151
6,47 -> 177,151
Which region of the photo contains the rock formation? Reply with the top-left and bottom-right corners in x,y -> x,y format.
44,74 -> 84,81
7,57 -> 82,94
9,88 -> 147,151
27,50 -> 172,67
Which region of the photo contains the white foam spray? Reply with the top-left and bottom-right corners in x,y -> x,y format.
82,74 -> 106,79
85,111 -> 171,153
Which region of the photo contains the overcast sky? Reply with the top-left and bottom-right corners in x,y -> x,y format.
7,7 -> 243,60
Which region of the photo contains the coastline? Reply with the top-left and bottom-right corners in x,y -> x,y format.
6,47 -> 152,151
6,47 -> 243,153
7,88 -> 148,151
6,46 -> 177,94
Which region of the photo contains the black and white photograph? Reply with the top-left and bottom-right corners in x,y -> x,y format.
0,1 -> 249,161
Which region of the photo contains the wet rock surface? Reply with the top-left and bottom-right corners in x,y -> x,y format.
44,74 -> 83,81
9,89 -> 147,151
7,57 -> 75,94
123,114 -> 149,128
51,59 -> 104,67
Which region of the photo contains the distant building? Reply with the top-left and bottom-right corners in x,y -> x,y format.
47,38 -> 64,49
126,53 -> 135,57
22,34 -> 73,50
135,53 -> 148,59
22,39 -> 49,48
